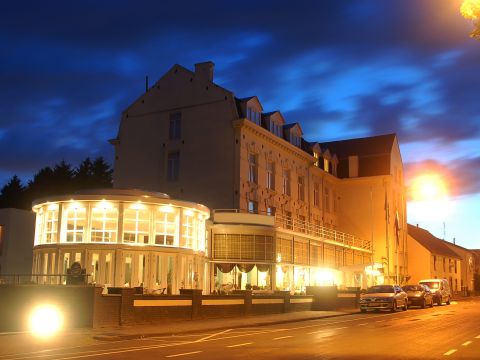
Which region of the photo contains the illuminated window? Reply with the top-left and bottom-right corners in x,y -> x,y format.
123,207 -> 150,244
266,161 -> 275,190
124,254 -> 132,286
267,206 -> 276,216
155,206 -> 179,246
91,253 -> 99,283
91,205 -> 118,243
34,209 -> 44,245
324,159 -> 330,173
44,205 -> 59,243
64,206 -> 86,242
313,152 -> 319,167
282,170 -> 291,196
248,154 -> 258,183
196,214 -> 206,251
181,210 -> 196,248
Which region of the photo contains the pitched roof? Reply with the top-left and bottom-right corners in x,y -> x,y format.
319,133 -> 396,159
408,224 -> 462,259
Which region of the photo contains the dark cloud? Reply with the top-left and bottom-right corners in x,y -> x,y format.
0,0 -> 479,198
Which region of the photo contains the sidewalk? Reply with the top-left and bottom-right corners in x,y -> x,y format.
92,308 -> 359,341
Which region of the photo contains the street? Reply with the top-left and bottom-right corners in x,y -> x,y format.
1,298 -> 479,360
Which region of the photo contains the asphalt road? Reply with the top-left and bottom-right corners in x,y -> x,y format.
1,298 -> 479,360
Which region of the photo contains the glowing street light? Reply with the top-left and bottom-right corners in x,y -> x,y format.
460,0 -> 480,39
29,304 -> 63,339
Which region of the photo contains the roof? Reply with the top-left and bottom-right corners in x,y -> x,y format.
408,224 -> 462,259
320,133 -> 396,159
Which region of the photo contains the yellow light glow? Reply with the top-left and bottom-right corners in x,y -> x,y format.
159,205 -> 174,213
29,305 -> 63,338
315,269 -> 334,285
410,174 -> 448,201
461,0 -> 480,20
184,209 -> 194,217
47,203 -> 58,211
97,200 -> 112,210
131,201 -> 144,210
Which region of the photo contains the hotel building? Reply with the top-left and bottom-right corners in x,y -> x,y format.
107,61 -> 408,292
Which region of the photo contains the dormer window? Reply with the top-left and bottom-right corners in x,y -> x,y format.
291,134 -> 301,147
313,152 -> 319,167
269,121 -> 281,137
247,107 -> 261,126
324,159 -> 330,173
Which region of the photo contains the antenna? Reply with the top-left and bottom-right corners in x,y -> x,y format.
145,75 -> 149,92
443,221 -> 446,240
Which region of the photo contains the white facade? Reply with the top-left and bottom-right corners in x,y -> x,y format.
32,189 -> 209,294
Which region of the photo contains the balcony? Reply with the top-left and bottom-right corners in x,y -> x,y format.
212,209 -> 372,252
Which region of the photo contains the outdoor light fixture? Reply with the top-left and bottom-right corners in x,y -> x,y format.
29,304 -> 63,339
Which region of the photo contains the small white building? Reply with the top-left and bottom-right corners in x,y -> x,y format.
31,189 -> 209,294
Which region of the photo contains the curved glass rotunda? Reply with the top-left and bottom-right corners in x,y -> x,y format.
32,189 -> 209,293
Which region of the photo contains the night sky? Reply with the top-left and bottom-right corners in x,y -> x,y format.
1,1 -> 479,248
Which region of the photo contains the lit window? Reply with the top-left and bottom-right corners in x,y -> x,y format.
282,170 -> 291,196
44,204 -> 59,243
313,152 -> 319,167
298,176 -> 305,201
248,153 -> 258,183
267,206 -> 276,216
324,159 -> 330,173
169,112 -> 181,140
123,207 -> 150,244
167,152 -> 180,181
266,161 -> 275,190
155,206 -> 179,246
91,206 -> 118,243
181,210 -> 196,248
64,206 -> 86,243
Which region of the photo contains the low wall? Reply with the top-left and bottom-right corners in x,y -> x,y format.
0,285 -> 96,332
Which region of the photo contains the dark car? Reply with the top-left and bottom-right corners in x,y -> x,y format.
403,284 -> 434,309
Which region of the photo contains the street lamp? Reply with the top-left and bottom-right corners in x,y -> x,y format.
460,0 -> 480,39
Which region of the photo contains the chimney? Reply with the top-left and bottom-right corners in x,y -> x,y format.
453,237 -> 456,245
194,61 -> 215,82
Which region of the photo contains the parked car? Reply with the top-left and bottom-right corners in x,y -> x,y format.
419,279 -> 451,306
359,285 -> 408,313
403,284 -> 434,309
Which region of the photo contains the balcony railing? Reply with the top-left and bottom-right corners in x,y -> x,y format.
212,209 -> 372,252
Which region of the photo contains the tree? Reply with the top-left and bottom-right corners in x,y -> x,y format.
0,175 -> 26,208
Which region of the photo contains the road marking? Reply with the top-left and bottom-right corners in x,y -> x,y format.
358,323 -> 368,326
376,320 -> 385,323
462,341 -> 472,346
307,329 -> 326,334
227,342 -> 253,348
166,351 -> 203,358
196,329 -> 232,342
476,335 -> 480,339
333,327 -> 348,330
273,336 -> 293,340
444,349 -> 457,356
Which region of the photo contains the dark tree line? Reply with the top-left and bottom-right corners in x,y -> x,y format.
0,157 -> 113,210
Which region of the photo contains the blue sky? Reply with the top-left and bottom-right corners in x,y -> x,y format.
0,0 -> 479,248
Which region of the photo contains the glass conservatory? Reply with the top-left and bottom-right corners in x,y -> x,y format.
32,189 -> 209,294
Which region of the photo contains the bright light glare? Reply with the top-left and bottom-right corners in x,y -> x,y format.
410,174 -> 448,201
29,305 -> 63,338
461,0 -> 480,20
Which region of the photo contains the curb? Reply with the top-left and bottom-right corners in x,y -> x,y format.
92,310 -> 359,341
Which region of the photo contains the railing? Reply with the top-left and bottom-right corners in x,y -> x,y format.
0,274 -> 92,286
275,213 -> 371,251
212,209 -> 372,251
